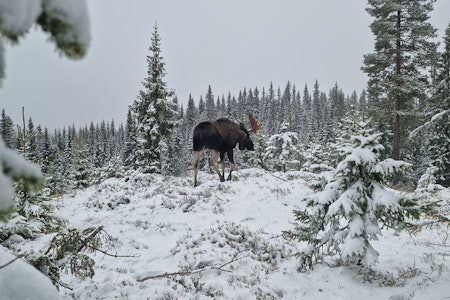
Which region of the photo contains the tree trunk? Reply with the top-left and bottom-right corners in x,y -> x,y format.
393,9 -> 401,161
393,9 -> 402,184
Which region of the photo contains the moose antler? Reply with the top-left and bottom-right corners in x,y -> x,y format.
248,113 -> 260,133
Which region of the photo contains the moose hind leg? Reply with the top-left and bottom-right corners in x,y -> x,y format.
219,151 -> 226,180
226,150 -> 235,181
211,150 -> 225,182
193,150 -> 203,187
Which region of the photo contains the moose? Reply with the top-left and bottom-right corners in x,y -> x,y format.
192,115 -> 259,187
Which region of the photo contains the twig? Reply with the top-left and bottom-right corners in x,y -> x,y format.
136,251 -> 248,282
269,173 -> 288,182
0,254 -> 23,269
89,245 -> 140,258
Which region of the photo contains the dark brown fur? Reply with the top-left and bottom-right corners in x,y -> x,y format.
193,118 -> 254,186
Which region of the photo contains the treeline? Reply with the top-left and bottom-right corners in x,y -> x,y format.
0,80 -> 360,188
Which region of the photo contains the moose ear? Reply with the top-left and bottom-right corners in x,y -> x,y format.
239,123 -> 247,132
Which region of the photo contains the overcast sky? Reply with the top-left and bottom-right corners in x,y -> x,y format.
1,0 -> 449,130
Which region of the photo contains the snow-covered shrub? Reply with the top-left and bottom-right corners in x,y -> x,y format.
284,112 -> 418,271
416,165 -> 443,191
248,132 -> 270,170
167,221 -> 291,297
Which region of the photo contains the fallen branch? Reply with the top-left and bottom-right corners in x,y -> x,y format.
90,245 -> 140,258
76,225 -> 104,253
137,251 -> 248,282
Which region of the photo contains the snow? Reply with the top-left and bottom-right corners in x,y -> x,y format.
42,0 -> 91,52
0,247 -> 59,300
0,140 -> 42,211
15,168 -> 450,299
0,0 -> 41,36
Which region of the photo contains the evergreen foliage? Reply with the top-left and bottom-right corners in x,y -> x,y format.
284,112 -> 418,271
265,122 -> 301,172
131,24 -> 178,173
362,0 -> 438,164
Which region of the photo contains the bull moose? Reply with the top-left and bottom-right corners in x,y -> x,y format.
193,116 -> 258,187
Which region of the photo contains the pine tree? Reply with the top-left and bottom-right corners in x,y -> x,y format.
131,23 -> 178,173
362,0 -> 438,165
284,111 -> 417,271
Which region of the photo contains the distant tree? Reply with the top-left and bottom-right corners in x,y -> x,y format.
265,121 -> 300,172
69,136 -> 92,189
205,85 -> 216,120
40,127 -> 57,178
123,107 -> 138,169
131,23 -> 178,173
362,0 -> 438,167
280,81 -> 292,129
284,111 -> 417,271
26,117 -> 38,163
0,109 -> 15,148
412,22 -> 450,186
249,133 -> 270,170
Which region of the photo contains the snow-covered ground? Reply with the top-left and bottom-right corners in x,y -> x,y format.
31,168 -> 450,299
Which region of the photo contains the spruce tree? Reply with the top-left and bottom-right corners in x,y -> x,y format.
131,24 -> 178,173
284,111 -> 417,270
205,85 -> 216,120
413,22 -> 450,186
123,107 -> 138,169
0,109 -> 16,148
265,121 -> 300,172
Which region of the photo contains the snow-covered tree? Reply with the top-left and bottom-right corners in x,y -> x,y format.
265,121 -> 301,172
249,132 -> 270,170
69,136 -> 92,189
0,1 -> 90,298
413,22 -> 450,187
131,23 -> 178,173
362,0 -> 438,164
0,109 -> 15,148
122,107 -> 138,169
284,112 -> 417,271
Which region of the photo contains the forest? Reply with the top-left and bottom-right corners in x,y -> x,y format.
0,0 -> 450,298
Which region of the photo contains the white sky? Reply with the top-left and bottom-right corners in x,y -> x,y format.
1,0 -> 449,130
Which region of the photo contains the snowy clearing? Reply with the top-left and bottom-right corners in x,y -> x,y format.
25,168 -> 450,299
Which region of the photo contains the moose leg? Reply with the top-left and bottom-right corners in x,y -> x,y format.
193,150 -> 203,187
219,151 -> 226,180
211,150 -> 225,182
226,150 -> 235,181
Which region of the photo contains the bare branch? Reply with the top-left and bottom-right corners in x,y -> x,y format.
89,245 -> 140,259
0,254 -> 23,269
136,251 -> 248,282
